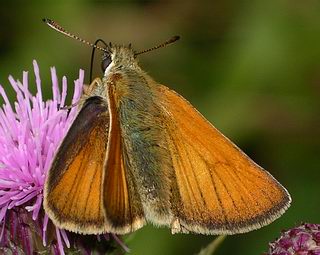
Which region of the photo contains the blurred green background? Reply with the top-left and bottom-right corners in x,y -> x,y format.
1,0 -> 320,254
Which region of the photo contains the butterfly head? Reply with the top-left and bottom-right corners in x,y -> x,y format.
101,44 -> 138,75
42,18 -> 179,77
100,35 -> 180,76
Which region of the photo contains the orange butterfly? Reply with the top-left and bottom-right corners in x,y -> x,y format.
43,19 -> 291,235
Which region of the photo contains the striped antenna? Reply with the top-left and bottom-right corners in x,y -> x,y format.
134,35 -> 180,57
42,18 -> 108,53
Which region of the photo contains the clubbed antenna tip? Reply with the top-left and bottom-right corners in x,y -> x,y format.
134,35 -> 180,57
42,18 -> 108,53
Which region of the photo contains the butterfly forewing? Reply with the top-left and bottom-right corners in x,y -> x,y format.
44,96 -> 109,234
156,84 -> 291,234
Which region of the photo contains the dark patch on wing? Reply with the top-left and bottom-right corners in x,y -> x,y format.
47,96 -> 109,192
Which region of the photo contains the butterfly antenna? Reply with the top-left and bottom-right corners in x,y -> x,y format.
42,18 -> 108,53
134,35 -> 180,57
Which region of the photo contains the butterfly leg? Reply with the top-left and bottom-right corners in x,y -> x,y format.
171,218 -> 190,234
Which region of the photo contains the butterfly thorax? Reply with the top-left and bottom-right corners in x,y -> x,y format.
103,45 -> 156,107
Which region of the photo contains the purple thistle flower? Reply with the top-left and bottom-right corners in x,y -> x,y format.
266,223 -> 320,255
0,60 -> 129,254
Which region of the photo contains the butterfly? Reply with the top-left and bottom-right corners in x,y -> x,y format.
43,18 -> 291,235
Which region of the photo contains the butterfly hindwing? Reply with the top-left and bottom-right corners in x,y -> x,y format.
103,85 -> 146,234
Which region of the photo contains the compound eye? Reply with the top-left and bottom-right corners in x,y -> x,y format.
101,53 -> 112,72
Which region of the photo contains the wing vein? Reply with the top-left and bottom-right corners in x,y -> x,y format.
64,151 -> 87,214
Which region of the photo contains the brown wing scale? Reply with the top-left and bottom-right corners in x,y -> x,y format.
103,85 -> 146,234
157,85 -> 291,234
44,96 -> 109,234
